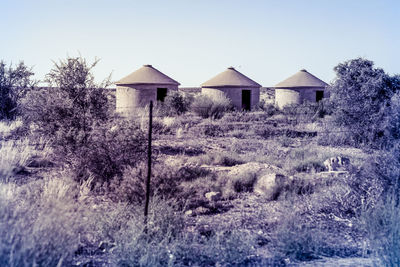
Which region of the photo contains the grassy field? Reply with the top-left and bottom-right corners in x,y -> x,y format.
0,107 -> 394,266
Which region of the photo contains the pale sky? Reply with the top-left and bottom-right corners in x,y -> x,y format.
1,0 -> 399,87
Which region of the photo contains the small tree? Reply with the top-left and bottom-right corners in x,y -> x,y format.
23,57 -> 111,149
329,58 -> 399,148
23,56 -> 146,185
0,61 -> 36,120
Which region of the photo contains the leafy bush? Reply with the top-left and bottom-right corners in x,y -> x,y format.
191,94 -> 231,119
0,61 -> 36,120
160,90 -> 192,116
21,57 -> 147,185
70,118 -> 147,186
329,58 -> 400,148
22,57 -> 111,150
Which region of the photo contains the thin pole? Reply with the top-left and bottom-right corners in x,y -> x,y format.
144,101 -> 153,223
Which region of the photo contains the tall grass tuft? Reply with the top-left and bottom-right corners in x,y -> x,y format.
0,139 -> 35,182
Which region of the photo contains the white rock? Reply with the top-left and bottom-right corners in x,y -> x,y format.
254,173 -> 286,200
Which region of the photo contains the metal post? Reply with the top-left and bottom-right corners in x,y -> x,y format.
144,101 -> 153,223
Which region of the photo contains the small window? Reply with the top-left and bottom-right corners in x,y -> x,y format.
316,91 -> 324,102
157,88 -> 168,102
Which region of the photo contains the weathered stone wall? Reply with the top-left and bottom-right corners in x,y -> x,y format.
202,87 -> 260,110
116,84 -> 178,115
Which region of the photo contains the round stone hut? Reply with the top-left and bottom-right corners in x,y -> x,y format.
115,64 -> 180,115
201,67 -> 261,111
274,69 -> 328,109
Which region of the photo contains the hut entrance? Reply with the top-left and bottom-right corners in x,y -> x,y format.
316,91 -> 324,102
242,90 -> 251,111
157,88 -> 168,102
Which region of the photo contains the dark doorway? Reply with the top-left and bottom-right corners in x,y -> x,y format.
242,90 -> 251,111
157,88 -> 168,102
316,91 -> 324,102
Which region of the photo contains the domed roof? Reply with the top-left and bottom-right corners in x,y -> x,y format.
116,65 -> 180,86
275,69 -> 328,88
201,67 -> 261,88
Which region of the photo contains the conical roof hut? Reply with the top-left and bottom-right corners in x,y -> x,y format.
275,69 -> 328,88
274,69 -> 328,108
115,65 -> 180,115
201,67 -> 261,111
202,67 -> 261,88
116,64 -> 180,86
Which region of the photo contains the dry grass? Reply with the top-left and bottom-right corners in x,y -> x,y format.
0,105 -> 387,266
0,139 -> 36,182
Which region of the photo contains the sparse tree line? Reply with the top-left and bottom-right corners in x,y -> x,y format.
2,56 -> 400,149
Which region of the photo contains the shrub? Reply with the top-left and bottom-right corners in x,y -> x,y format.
161,90 -> 192,116
21,57 -> 147,185
203,123 -> 224,137
271,212 -> 331,262
231,171 -> 258,193
0,61 -> 36,120
22,56 -> 111,150
262,103 -> 277,116
191,152 -> 244,167
363,195 -> 400,266
70,118 -> 147,186
110,162 -> 211,204
279,135 -> 294,147
191,94 -> 231,119
329,58 -> 400,148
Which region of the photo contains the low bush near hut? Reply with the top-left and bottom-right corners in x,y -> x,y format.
191,94 -> 231,119
161,90 -> 192,116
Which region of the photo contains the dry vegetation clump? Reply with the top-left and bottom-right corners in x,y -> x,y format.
0,119 -> 23,140
191,94 -> 231,119
0,174 -> 89,266
108,162 -> 212,205
220,110 -> 273,123
156,90 -> 193,116
66,118 -> 147,187
189,151 -> 245,167
0,138 -> 50,183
